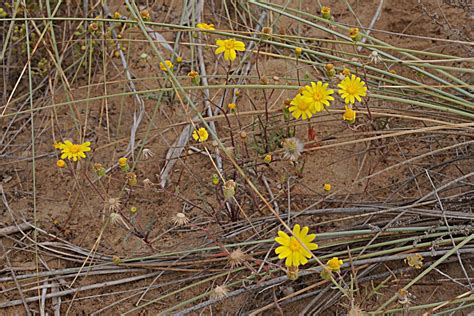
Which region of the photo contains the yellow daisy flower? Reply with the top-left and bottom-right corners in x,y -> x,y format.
118,157 -> 128,167
323,183 -> 332,191
275,224 -> 318,267
197,23 -> 215,30
215,39 -> 246,61
342,105 -> 356,123
159,60 -> 174,72
192,127 -> 209,142
326,257 -> 343,272
60,140 -> 91,161
301,81 -> 335,112
337,74 -> 367,104
289,93 -> 313,120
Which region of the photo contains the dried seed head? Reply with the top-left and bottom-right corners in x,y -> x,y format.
171,212 -> 190,226
347,304 -> 364,316
142,148 -> 155,160
108,197 -> 121,212
109,212 -> 121,225
282,138 -> 304,161
223,180 -> 236,201
228,248 -> 248,267
143,178 -> 154,190
210,285 -> 229,301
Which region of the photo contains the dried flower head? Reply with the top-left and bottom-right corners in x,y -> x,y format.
140,9 -> 150,21
324,63 -> 335,77
369,51 -> 381,64
142,148 -> 155,160
228,248 -> 248,267
397,289 -> 414,305
405,253 -> 423,269
282,138 -> 304,161
112,255 -> 122,265
94,163 -> 106,177
171,212 -> 190,226
109,212 -> 122,225
107,197 -> 121,212
287,265 -> 299,280
126,172 -> 137,186
211,174 -> 220,185
223,180 -> 236,201
143,178 -> 154,190
210,285 -> 229,301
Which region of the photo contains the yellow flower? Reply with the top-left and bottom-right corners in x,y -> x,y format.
326,257 -> 343,272
275,224 -> 318,267
289,93 -> 313,120
342,67 -> 351,77
264,154 -> 272,164
215,38 -> 246,61
118,157 -> 128,167
176,56 -> 183,63
342,105 -> 356,123
188,71 -> 199,79
338,74 -> 367,104
140,10 -> 150,21
301,81 -> 335,112
56,159 -> 65,168
197,23 -> 215,30
228,103 -> 236,110
192,127 -> 209,142
321,6 -> 331,19
349,27 -> 361,41
160,60 -> 174,72
323,183 -> 331,191
295,47 -> 302,57
60,140 -> 91,161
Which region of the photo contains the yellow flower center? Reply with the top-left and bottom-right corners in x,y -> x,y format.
312,91 -> 323,101
289,237 -> 301,251
346,83 -> 357,95
69,144 -> 82,154
199,131 -> 206,137
224,41 -> 235,49
297,101 -> 308,110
